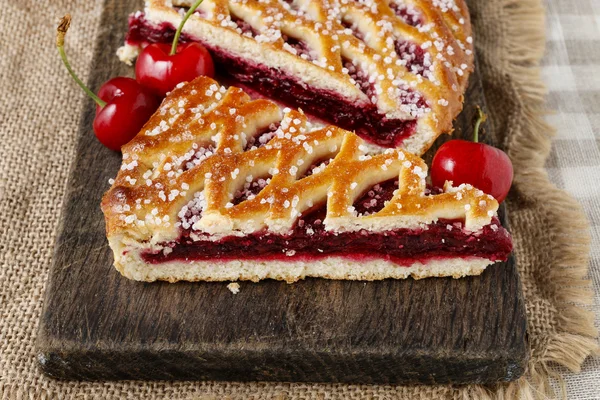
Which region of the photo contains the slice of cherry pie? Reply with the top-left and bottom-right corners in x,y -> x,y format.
102,77 -> 512,283
118,0 -> 474,155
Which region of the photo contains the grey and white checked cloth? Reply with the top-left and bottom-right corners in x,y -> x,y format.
543,0 -> 600,398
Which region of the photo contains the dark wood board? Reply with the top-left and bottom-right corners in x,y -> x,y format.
36,0 -> 528,384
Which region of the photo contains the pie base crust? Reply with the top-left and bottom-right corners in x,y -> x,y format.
111,235 -> 493,283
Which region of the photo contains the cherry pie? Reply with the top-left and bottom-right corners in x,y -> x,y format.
118,0 -> 474,155
102,77 -> 512,283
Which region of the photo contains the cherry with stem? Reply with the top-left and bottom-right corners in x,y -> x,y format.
430,106 -> 513,203
135,0 -> 215,97
57,15 -> 159,151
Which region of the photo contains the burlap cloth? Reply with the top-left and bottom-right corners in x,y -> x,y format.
0,0 -> 598,398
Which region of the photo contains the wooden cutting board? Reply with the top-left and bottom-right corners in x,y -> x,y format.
36,0 -> 528,384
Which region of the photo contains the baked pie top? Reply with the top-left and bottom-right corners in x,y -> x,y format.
119,0 -> 474,154
102,77 -> 498,246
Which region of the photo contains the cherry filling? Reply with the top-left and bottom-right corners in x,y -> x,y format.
341,19 -> 365,41
353,180 -> 397,216
124,12 -> 425,148
231,176 -> 271,205
343,58 -> 376,100
339,18 -> 427,78
389,2 -> 424,27
243,122 -> 281,151
142,180 -> 513,265
280,0 -> 309,17
143,215 -> 512,265
126,12 -> 186,46
394,40 -> 427,76
282,35 -> 315,60
180,144 -> 216,172
299,157 -> 333,179
230,15 -> 259,38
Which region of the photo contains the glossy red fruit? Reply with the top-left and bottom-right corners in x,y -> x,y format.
93,77 -> 160,151
431,140 -> 514,203
57,15 -> 160,152
135,42 -> 214,97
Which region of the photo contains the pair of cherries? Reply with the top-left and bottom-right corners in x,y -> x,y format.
57,0 -> 213,151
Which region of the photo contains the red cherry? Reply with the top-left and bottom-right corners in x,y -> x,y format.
57,15 -> 160,151
93,77 -> 160,151
430,108 -> 514,203
135,42 -> 214,97
134,0 -> 214,97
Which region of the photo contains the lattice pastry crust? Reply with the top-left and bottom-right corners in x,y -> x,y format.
103,76 -> 497,244
118,0 -> 474,155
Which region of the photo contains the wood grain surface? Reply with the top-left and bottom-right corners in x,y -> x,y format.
36,0 -> 529,384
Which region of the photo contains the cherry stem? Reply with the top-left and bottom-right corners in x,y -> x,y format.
473,106 -> 487,143
170,0 -> 205,55
57,15 -> 106,108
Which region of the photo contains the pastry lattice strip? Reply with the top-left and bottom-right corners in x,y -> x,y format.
104,77 -> 497,243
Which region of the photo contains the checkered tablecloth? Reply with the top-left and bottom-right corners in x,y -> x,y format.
542,0 -> 600,397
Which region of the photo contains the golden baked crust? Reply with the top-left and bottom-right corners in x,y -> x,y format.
109,250 -> 493,283
102,76 -> 497,248
118,0 -> 474,155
